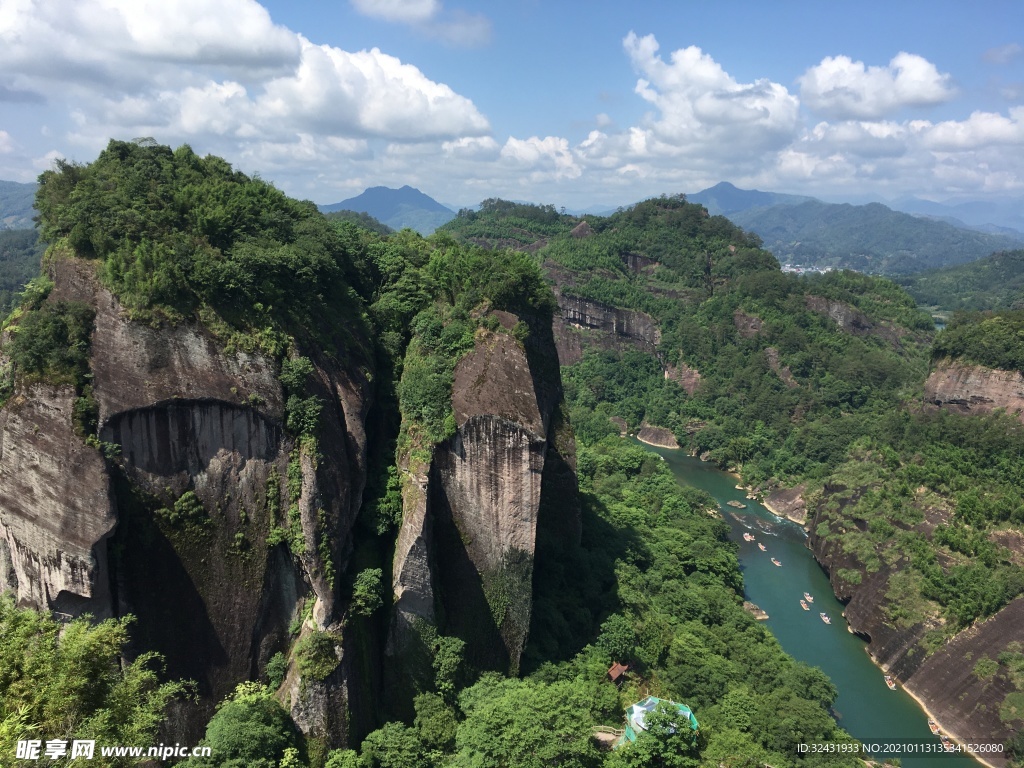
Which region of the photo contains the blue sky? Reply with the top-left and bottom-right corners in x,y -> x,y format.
2,0 -> 1023,209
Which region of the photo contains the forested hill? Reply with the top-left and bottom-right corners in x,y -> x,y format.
443,197 -> 1024,754
728,199 -> 1022,274
896,249 -> 1024,313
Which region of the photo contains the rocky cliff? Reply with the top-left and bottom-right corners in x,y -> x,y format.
389,312 -> 579,685
0,255 -> 373,744
808,487 -> 1020,755
552,292 -> 660,365
925,358 -> 1024,421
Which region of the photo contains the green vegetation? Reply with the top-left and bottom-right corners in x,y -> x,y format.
351,568 -> 384,616
34,139 -> 371,357
295,631 -> 342,682
0,596 -> 187,766
933,310 -> 1024,372
323,210 -> 394,237
897,250 -> 1024,312
0,229 -> 43,315
185,682 -> 302,768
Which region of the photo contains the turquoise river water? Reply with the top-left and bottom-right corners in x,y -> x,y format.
638,442 -> 987,767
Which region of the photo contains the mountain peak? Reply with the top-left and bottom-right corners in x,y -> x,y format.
320,185 -> 455,235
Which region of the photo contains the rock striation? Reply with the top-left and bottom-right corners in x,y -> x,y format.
0,255 -> 373,745
924,358 -> 1024,422
389,316 -> 579,683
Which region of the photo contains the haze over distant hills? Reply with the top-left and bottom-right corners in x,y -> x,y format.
687,182 -> 1024,275
320,185 -> 455,235
0,180 -> 37,230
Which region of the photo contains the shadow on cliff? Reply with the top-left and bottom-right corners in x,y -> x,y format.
108,470 -> 228,741
522,492 -> 640,672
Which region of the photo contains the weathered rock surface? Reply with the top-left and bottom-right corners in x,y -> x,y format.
805,295 -> 904,347
763,484 -> 807,524
733,309 -> 764,339
0,384 -> 115,615
636,423 -> 679,449
0,256 -> 374,746
389,319 -> 579,679
924,358 -> 1024,422
554,293 -> 660,361
764,347 -> 799,389
664,359 -> 702,395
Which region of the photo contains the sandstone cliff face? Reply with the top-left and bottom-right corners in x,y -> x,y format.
0,384 -> 114,615
925,358 -> 1024,421
808,492 -> 1020,753
552,293 -> 660,366
389,317 -> 578,680
0,256 -> 373,745
805,295 -> 904,347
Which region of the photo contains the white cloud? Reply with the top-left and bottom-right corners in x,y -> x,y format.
799,52 -> 954,120
922,108 -> 1024,150
622,33 -> 800,160
0,0 -> 490,157
350,0 -> 440,23
0,131 -> 13,154
349,0 -> 490,48
501,136 -> 581,181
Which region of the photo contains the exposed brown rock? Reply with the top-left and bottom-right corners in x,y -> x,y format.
763,483 -> 807,524
733,309 -> 764,339
0,384 -> 114,615
764,347 -> 799,389
557,294 -> 660,350
390,321 -> 579,678
0,255 -> 374,747
805,294 -> 904,347
664,359 -> 702,395
609,416 -> 628,436
637,423 -> 679,449
621,252 -> 657,273
924,359 -> 1024,422
570,221 -> 593,238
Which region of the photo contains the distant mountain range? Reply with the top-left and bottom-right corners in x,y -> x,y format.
320,185 -> 455,235
688,182 -> 1024,275
0,180 -> 37,230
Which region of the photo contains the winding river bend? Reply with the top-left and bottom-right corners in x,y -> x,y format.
639,442 -> 984,767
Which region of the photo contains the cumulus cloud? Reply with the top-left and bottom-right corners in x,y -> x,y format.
0,0 -> 490,159
501,136 -> 581,181
799,52 -> 955,119
622,33 -> 800,159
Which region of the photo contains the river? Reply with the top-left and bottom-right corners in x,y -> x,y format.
639,443 -> 985,767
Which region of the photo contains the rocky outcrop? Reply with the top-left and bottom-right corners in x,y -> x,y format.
763,484 -> 807,524
636,423 -> 679,449
621,252 -> 657,273
0,384 -> 115,615
805,295 -> 904,347
924,358 -> 1024,422
733,309 -> 764,339
664,360 -> 702,395
0,255 -> 374,745
559,294 -> 660,347
764,347 -> 798,389
389,317 -> 578,679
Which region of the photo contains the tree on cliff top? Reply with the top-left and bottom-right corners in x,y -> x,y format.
34,139 -> 371,357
